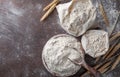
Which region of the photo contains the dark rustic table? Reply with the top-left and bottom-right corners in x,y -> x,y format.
0,0 -> 120,77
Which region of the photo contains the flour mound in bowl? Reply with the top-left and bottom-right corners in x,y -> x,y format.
81,30 -> 109,58
56,0 -> 96,37
42,34 -> 83,77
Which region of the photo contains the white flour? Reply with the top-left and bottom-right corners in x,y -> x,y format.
56,0 -> 96,37
42,34 -> 82,77
81,30 -> 109,57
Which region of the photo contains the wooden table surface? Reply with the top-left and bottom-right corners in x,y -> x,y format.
0,0 -> 120,77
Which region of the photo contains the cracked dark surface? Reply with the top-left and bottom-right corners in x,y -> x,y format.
0,0 -> 120,77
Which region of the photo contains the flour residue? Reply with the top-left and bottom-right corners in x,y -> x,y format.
8,1 -> 24,16
35,4 -> 42,10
